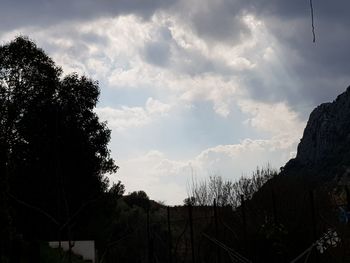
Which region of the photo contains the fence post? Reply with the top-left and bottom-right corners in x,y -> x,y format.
309,190 -> 317,241
147,209 -> 153,263
28,240 -> 40,263
344,186 -> 350,263
188,204 -> 195,263
345,186 -> 350,211
271,189 -> 278,225
240,195 -> 247,240
213,199 -> 221,263
10,236 -> 21,263
309,189 -> 319,262
167,206 -> 172,263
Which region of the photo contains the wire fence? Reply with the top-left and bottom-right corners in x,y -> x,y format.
104,184 -> 350,263
9,184 -> 350,263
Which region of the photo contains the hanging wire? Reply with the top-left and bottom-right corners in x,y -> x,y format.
309,0 -> 316,43
202,233 -> 252,263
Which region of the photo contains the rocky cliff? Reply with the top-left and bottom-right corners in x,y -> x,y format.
285,86 -> 350,175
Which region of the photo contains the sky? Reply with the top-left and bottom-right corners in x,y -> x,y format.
1,0 -> 350,205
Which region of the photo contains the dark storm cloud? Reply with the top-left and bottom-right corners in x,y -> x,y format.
175,0 -> 350,108
249,0 -> 350,23
0,0 -> 175,32
141,24 -> 236,75
238,0 -> 350,114
188,1 -> 251,45
165,0 -> 350,114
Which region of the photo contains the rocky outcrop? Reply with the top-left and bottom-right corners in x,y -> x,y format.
288,86 -> 350,170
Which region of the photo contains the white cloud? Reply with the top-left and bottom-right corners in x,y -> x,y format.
191,137 -> 298,179
95,98 -> 172,131
95,106 -> 149,131
145,97 -> 171,115
4,12 -> 288,120
239,99 -> 305,148
238,99 -> 305,162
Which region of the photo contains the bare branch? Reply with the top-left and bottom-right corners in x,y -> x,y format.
7,192 -> 60,226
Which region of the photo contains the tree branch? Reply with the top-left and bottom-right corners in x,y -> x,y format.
7,192 -> 60,226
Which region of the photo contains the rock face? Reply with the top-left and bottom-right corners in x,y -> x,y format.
294,86 -> 350,167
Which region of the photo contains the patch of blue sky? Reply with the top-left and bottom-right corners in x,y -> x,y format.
98,86 -> 156,108
109,100 -> 270,161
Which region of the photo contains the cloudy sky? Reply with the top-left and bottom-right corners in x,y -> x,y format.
1,0 -> 349,204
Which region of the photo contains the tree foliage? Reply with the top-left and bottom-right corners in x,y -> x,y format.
0,36 -> 118,240
124,191 -> 150,210
108,181 -> 125,199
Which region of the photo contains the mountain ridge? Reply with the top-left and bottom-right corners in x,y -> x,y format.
283,86 -> 350,179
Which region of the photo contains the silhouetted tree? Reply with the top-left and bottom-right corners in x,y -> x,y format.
187,165 -> 277,207
183,196 -> 196,206
109,181 -> 125,199
0,36 -> 118,240
124,191 -> 150,210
